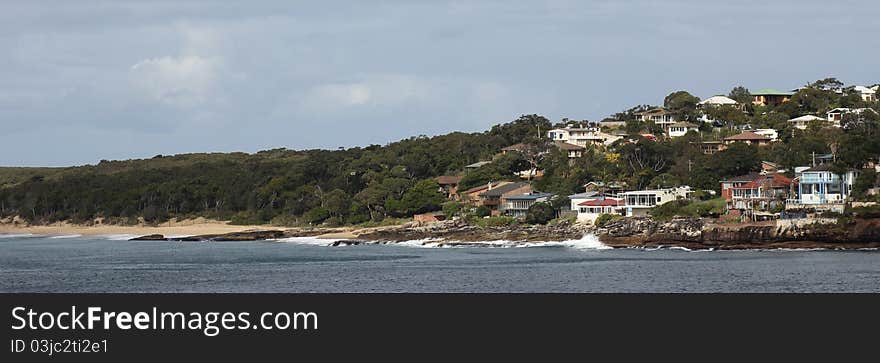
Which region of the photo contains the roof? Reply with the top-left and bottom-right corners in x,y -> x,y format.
732,174 -> 793,189
804,164 -> 835,172
569,192 -> 599,199
788,115 -> 826,122
465,161 -> 492,168
698,95 -> 738,105
435,175 -> 463,185
634,107 -> 671,115
725,131 -> 771,141
553,141 -> 585,150
721,173 -> 762,183
461,181 -> 507,195
762,161 -> 781,168
504,192 -> 554,201
578,198 -> 623,207
751,88 -> 795,96
853,85 -> 876,94
480,182 -> 530,197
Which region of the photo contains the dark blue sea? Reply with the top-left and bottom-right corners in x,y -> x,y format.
2,234 -> 879,292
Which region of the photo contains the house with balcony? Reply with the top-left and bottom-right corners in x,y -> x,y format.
723,131 -> 772,147
788,165 -> 860,213
826,108 -> 879,127
547,127 -> 622,148
478,182 -> 532,216
634,108 -> 677,130
620,186 -> 693,217
852,85 -> 876,102
576,197 -> 624,223
502,192 -> 555,218
751,89 -> 794,106
435,175 -> 463,200
721,173 -> 794,213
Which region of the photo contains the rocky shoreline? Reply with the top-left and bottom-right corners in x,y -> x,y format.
127,217 -> 880,250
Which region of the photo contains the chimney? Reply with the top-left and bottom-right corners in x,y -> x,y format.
487,182 -> 493,191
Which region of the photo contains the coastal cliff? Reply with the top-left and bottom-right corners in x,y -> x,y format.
597,217 -> 880,250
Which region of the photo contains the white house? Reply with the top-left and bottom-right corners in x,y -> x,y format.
634,108 -> 676,129
753,128 -> 779,142
547,128 -> 622,148
853,86 -> 876,102
620,186 -> 693,217
568,192 -> 601,210
666,122 -> 699,138
576,197 -> 624,223
787,115 -> 827,130
790,165 -> 860,212
826,108 -> 878,126
698,95 -> 740,108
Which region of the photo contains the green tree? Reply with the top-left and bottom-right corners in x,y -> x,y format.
524,202 -> 555,224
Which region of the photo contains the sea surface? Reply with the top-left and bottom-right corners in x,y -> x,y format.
1,234 -> 879,292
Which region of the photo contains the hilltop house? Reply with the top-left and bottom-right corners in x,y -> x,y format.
751,89 -> 794,106
753,128 -> 779,142
853,86 -> 876,102
553,141 -> 586,158
435,175 -> 463,200
634,108 -> 677,130
721,173 -> 794,213
826,108 -> 878,127
787,115 -> 828,130
698,95 -> 741,108
576,196 -> 624,223
723,131 -> 771,147
667,122 -> 699,138
700,140 -> 724,155
788,165 -> 860,213
620,186 -> 693,217
583,181 -> 627,197
546,127 -> 622,148
502,192 -> 555,218
464,161 -> 492,170
478,182 -> 532,216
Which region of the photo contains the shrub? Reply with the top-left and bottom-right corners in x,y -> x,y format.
525,202 -> 555,225
594,213 -> 621,227
475,216 -> 518,227
474,205 -> 491,217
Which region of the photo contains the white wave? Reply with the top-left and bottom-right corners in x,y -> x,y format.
396,238 -> 444,248
48,234 -> 83,239
95,234 -> 140,241
0,233 -> 35,239
394,234 -> 611,250
518,234 -> 612,250
274,236 -> 341,246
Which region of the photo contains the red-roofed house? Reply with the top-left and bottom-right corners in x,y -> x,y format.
575,197 -> 624,223
722,173 -> 795,213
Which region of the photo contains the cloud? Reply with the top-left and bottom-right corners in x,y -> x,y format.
129,55 -> 222,107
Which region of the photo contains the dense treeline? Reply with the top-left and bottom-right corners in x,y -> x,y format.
1,78 -> 878,226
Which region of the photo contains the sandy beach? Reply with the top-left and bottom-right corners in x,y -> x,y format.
0,217 -> 361,239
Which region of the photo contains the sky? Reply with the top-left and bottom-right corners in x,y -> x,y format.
1,0 -> 878,166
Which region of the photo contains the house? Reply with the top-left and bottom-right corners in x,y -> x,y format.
722,173 -> 794,212
460,181 -> 510,204
700,140 -> 724,155
546,127 -> 621,148
723,131 -> 771,146
667,122 -> 699,138
789,164 -> 860,212
751,89 -> 794,106
568,191 -> 601,210
620,186 -> 693,217
698,95 -> 740,108
502,192 -> 554,218
478,182 -> 532,216
761,161 -> 785,175
464,161 -> 492,170
634,108 -> 676,129
435,175 -> 463,200
552,140 -> 585,158
583,181 -> 626,197
598,119 -> 626,128
853,86 -> 876,102
576,197 -> 624,223
826,108 -> 878,127
753,128 -> 778,142
787,115 -> 828,130
500,143 -> 530,155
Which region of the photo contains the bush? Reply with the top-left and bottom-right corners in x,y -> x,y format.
475,216 -> 518,227
474,205 -> 491,217
442,202 -> 464,218
852,205 -> 880,218
302,207 -> 330,225
230,211 -> 264,225
525,202 -> 555,225
594,213 -> 621,227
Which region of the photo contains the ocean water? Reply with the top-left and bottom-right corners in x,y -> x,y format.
1,234 -> 879,292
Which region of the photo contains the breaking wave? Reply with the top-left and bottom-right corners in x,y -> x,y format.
48,234 -> 83,239
0,233 -> 36,239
